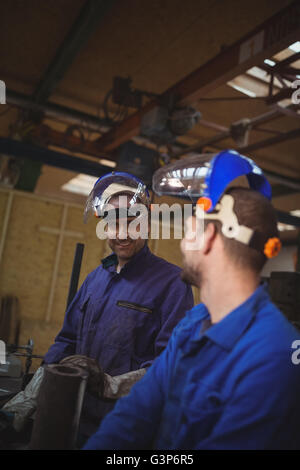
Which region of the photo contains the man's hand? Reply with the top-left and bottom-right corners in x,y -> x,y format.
59,355 -> 105,398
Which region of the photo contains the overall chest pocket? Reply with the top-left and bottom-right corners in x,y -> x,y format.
116,300 -> 153,315
110,299 -> 156,349
180,381 -> 224,444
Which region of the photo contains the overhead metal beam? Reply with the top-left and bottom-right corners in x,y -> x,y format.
29,125 -> 112,160
271,184 -> 299,198
0,137 -> 111,177
173,104 -> 299,158
262,170 -> 300,192
272,50 -> 300,71
95,1 -> 300,152
7,89 -> 230,136
32,0 -> 116,104
266,87 -> 293,105
276,210 -> 300,228
7,89 -> 111,131
239,127 -> 300,153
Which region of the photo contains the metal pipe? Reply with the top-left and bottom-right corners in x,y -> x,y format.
33,0 -> 117,104
239,128 -> 300,153
263,171 -> 300,192
4,96 -> 299,191
66,243 -> 85,309
276,210 -> 300,227
173,105 -> 299,158
45,204 -> 69,323
174,130 -> 231,157
0,137 -> 112,176
6,89 -> 111,132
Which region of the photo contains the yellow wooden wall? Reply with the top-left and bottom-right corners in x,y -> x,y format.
0,188 -> 198,370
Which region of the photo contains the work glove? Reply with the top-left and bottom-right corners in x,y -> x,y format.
103,368 -> 146,400
59,355 -> 105,398
60,356 -> 146,400
2,367 -> 45,432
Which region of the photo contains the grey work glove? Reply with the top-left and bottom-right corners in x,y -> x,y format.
60,356 -> 146,400
2,366 -> 44,432
59,355 -> 105,398
103,368 -> 147,400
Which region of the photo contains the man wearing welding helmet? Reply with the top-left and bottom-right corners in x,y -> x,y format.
84,150 -> 300,450
42,172 -> 194,444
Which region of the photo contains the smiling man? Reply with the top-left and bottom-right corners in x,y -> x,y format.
104,192 -> 148,272
42,172 -> 194,445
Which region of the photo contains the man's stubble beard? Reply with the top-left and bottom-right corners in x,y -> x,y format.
180,258 -> 201,288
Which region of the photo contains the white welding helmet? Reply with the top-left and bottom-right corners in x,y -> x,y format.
84,172 -> 150,223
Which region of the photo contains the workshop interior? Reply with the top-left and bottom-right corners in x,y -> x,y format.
0,0 -> 300,450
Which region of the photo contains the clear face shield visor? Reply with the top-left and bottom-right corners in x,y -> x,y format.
152,150 -> 280,258
83,173 -> 150,223
152,150 -> 271,209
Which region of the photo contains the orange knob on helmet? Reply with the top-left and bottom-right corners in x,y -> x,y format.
264,237 -> 281,258
197,197 -> 212,212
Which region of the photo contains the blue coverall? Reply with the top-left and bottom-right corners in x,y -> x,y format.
83,284 -> 300,450
44,244 -> 194,438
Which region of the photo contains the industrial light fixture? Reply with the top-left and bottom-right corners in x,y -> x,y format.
62,174 -> 99,196
289,41 -> 300,53
264,59 -> 276,67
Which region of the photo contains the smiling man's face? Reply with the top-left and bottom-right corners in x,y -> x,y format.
107,194 -> 147,264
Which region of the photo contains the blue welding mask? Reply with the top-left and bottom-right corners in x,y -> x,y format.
152,150 -> 281,258
84,171 -> 150,223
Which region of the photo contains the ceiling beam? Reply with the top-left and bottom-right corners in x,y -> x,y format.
7,89 -> 111,131
272,50 -> 300,70
265,171 -> 300,192
32,0 -> 116,104
276,210 -> 300,228
0,137 -> 111,177
239,127 -> 300,153
266,87 -> 294,105
29,125 -> 111,160
95,1 -> 300,152
173,104 -> 299,158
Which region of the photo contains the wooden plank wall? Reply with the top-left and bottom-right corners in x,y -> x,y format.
0,188 -> 198,370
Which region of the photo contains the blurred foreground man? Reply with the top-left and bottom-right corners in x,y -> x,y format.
84,150 -> 300,450
3,172 -> 193,445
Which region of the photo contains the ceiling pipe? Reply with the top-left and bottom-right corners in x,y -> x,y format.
173,105 -> 298,158
32,0 -> 117,104
6,89 -> 111,132
0,137 -> 112,178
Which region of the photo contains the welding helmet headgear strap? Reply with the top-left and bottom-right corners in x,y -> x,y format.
196,194 -> 281,258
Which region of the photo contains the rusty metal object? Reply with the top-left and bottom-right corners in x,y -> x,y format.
29,364 -> 88,450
